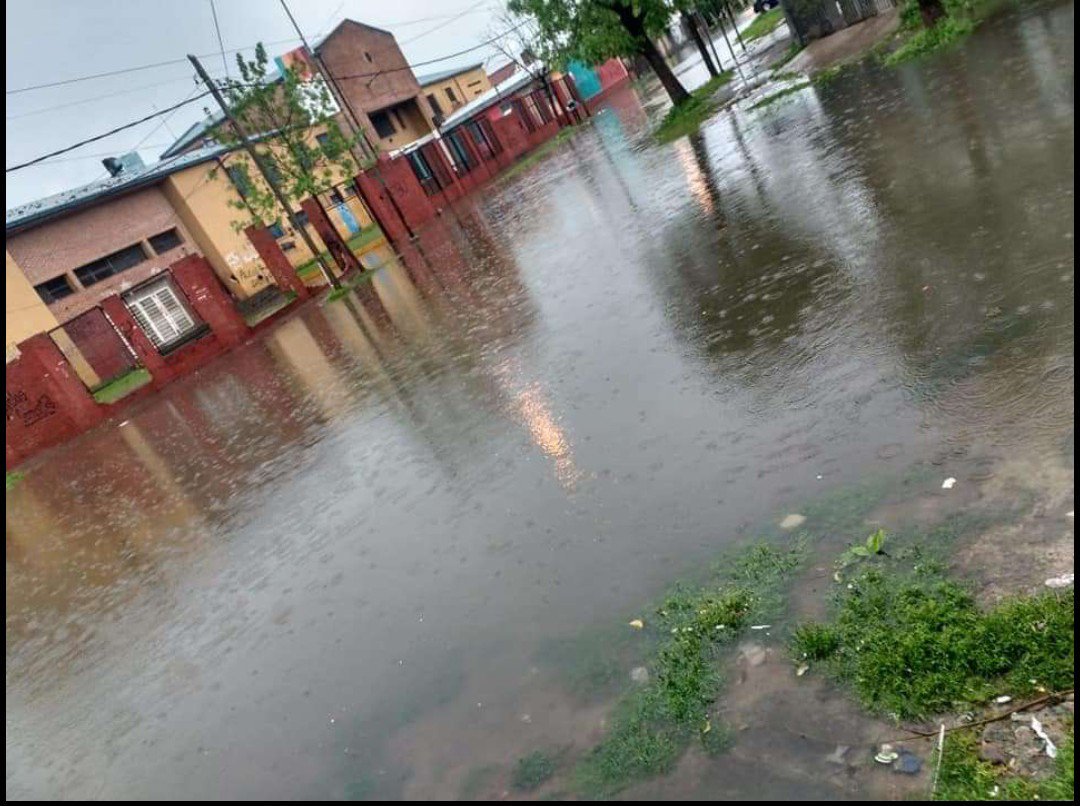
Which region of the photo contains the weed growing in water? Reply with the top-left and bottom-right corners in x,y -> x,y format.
572,541 -> 806,798
512,751 -> 557,791
655,72 -> 734,143
791,559 -> 1074,719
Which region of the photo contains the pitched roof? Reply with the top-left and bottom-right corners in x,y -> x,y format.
416,62 -> 486,87
312,18 -> 395,52
6,144 -> 234,234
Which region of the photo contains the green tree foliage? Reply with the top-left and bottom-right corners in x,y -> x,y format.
507,1 -> 693,105
210,43 -> 363,232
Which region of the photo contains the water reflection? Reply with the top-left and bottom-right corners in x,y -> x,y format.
6,4 -> 1074,799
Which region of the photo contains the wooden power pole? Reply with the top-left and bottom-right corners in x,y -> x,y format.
188,53 -> 341,289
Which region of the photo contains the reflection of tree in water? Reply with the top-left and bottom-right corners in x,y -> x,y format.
805,35 -> 1073,397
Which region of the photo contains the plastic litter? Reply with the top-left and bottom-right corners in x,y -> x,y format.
825,745 -> 849,766
749,625 -> 771,630
942,477 -> 957,489
994,695 -> 1013,704
796,663 -> 810,677
874,743 -> 899,764
630,666 -> 650,685
780,513 -> 806,530
893,750 -> 922,775
628,619 -> 645,629
1044,573 -> 1074,589
1031,717 -> 1058,758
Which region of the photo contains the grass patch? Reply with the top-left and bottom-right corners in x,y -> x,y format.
884,0 -> 1022,66
749,81 -> 812,110
935,728 -> 1074,800
512,751 -> 557,791
497,126 -> 580,183
325,270 -> 378,302
791,543 -> 1074,720
7,471 -> 25,492
346,225 -> 385,253
295,225 -> 384,281
742,8 -> 785,43
655,72 -> 734,143
92,367 -> 152,404
571,541 -> 807,798
885,14 -> 976,65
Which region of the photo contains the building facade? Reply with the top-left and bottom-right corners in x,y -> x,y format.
418,63 -> 492,124
313,19 -> 440,153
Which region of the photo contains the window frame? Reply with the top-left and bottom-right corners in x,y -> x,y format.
74,243 -> 147,287
34,275 -> 75,304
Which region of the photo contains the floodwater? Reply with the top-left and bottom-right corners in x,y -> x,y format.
6,3 -> 1074,800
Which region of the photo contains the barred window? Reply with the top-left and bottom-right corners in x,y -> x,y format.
124,277 -> 200,351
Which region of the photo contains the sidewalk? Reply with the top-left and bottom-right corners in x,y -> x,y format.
785,9 -> 901,74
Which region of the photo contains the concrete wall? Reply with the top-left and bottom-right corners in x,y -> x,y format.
422,66 -> 492,118
6,251 -> 59,362
162,159 -> 275,300
6,186 -> 195,320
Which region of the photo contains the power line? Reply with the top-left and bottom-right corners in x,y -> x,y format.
5,5 -> 500,96
209,0 -> 231,78
398,1 -> 490,46
6,91 -> 212,173
332,20 -> 529,82
5,39 -> 300,96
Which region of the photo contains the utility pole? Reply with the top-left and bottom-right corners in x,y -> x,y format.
277,0 -> 417,241
695,10 -> 725,75
189,53 -> 341,289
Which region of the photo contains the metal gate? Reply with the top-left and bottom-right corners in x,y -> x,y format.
49,306 -> 140,392
837,0 -> 896,26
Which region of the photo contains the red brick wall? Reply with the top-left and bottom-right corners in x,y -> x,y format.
6,186 -> 196,321
57,308 -> 136,385
317,21 -> 437,142
6,333 -> 103,469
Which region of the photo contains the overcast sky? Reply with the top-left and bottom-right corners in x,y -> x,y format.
5,0 -> 516,208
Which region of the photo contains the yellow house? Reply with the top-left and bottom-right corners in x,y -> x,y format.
417,63 -> 492,122
6,251 -> 59,361
166,133 -> 377,287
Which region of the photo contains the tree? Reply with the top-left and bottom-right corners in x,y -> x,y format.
508,0 -> 692,106
209,44 -> 364,268
682,11 -> 719,77
916,0 -> 946,27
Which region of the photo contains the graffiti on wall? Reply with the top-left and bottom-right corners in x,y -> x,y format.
6,389 -> 57,427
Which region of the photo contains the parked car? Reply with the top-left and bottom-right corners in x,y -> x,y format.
753,0 -> 781,12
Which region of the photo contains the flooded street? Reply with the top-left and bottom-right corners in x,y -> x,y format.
6,2 -> 1073,800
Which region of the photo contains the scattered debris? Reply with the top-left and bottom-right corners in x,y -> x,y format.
1030,716 -> 1058,758
941,477 -> 957,489
629,666 -> 650,685
749,624 -> 771,631
520,713 -> 532,723
825,744 -> 850,766
893,750 -> 922,775
795,663 -> 810,677
994,695 -> 1013,704
118,420 -> 130,427
780,513 -> 806,530
1044,573 -> 1074,589
739,643 -> 767,667
628,618 -> 645,629
874,743 -> 899,764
